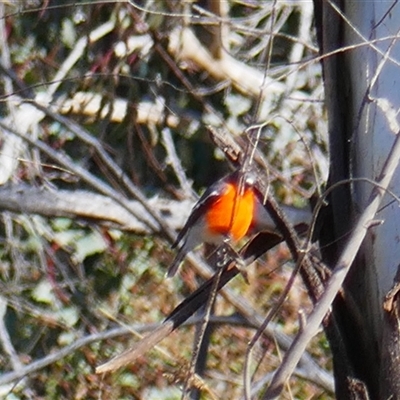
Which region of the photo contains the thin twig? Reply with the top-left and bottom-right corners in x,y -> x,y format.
182,261 -> 224,399
243,252 -> 305,400
0,297 -> 22,371
161,127 -> 195,199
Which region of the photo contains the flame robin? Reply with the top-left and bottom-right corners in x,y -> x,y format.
96,171 -> 313,373
168,170 -> 258,277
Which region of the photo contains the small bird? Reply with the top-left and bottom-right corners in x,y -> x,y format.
168,170 -> 258,277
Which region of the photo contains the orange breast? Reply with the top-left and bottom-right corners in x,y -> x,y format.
205,183 -> 255,241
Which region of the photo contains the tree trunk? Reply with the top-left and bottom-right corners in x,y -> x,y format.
315,1 -> 400,398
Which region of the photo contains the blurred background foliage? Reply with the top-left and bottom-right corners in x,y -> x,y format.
0,1 -> 330,399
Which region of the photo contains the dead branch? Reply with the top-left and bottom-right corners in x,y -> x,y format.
0,184 -> 192,233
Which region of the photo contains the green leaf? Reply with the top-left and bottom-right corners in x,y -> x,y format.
55,307 -> 79,327
32,280 -> 57,304
73,231 -> 108,263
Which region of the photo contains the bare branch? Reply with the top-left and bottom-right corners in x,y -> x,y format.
0,184 -> 191,233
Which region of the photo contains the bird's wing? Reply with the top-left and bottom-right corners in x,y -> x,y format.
172,179 -> 228,249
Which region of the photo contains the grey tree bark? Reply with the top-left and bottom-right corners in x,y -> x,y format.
315,1 -> 400,398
